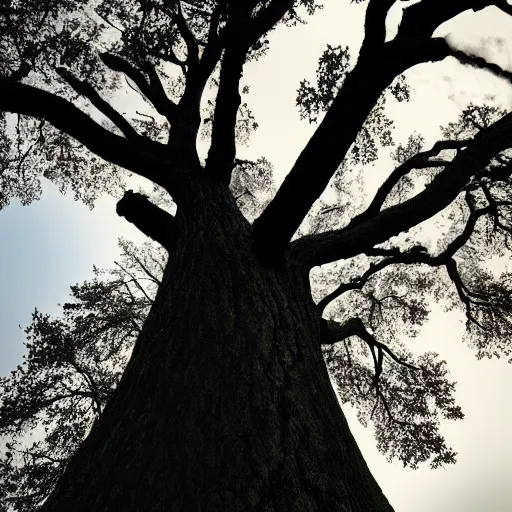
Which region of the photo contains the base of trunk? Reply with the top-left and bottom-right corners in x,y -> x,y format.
42,199 -> 393,512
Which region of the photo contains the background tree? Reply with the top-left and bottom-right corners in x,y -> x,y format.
2,0 -> 512,510
0,238 -> 162,510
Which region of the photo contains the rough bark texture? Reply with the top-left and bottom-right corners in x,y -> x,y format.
41,184 -> 393,511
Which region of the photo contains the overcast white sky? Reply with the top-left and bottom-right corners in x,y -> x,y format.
1,1 -> 512,510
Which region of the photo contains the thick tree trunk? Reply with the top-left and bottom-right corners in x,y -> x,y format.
41,185 -> 393,512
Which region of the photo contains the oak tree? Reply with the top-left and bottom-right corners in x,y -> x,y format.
2,0 -> 512,510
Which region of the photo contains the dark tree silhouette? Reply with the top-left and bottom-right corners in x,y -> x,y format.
2,0 -> 512,510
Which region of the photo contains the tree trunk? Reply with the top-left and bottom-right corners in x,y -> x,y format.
41,184 -> 394,512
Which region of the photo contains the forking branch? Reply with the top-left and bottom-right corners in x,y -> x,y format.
290,106 -> 512,269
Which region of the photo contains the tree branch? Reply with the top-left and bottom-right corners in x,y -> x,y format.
120,242 -> 162,286
316,254 -> 409,312
0,79 -> 174,189
396,0 -> 499,41
206,1 -> 223,43
56,67 -> 140,141
204,45 -> 246,182
359,0 -> 396,57
351,139 -> 470,226
160,4 -> 228,159
321,317 -> 419,403
246,0 -> 294,43
291,109 -> 512,268
116,190 -> 179,252
252,37 -> 452,267
320,317 -> 361,344
175,1 -> 200,67
353,319 -> 419,371
449,47 -> 512,84
444,258 -> 488,330
141,61 -> 178,115
317,201 -> 493,313
99,53 -> 176,120
63,359 -> 102,415
318,198 -> 495,326
114,261 -> 153,304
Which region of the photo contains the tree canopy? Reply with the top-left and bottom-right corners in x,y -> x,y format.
2,0 -> 512,510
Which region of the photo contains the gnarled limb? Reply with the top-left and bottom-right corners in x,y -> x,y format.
174,1 -> 200,67
449,47 -> 512,83
320,317 -> 361,344
164,4 -> 228,161
318,199 -> 498,327
204,0 -> 295,183
396,0 -> 509,41
203,1 -> 303,185
205,44 -> 246,182
116,191 -> 179,252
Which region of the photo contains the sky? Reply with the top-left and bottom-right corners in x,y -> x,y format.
1,1 -> 512,510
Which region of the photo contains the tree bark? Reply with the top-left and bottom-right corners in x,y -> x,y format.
41,184 -> 393,512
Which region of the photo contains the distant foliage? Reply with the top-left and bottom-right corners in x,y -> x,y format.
0,240 -> 164,511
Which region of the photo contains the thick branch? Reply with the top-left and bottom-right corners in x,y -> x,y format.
252,37 -> 452,266
396,0 -> 500,41
246,0 -> 294,44
164,9 -> 227,159
116,191 -> 179,252
56,67 -> 140,141
359,0 -> 396,57
194,4 -> 227,82
205,45 -> 246,182
175,1 -> 200,66
0,79 -> 174,188
291,109 -> 512,268
352,139 -> 470,226
206,1 -> 223,43
449,47 -> 512,83
142,61 -> 178,115
320,317 -> 361,344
